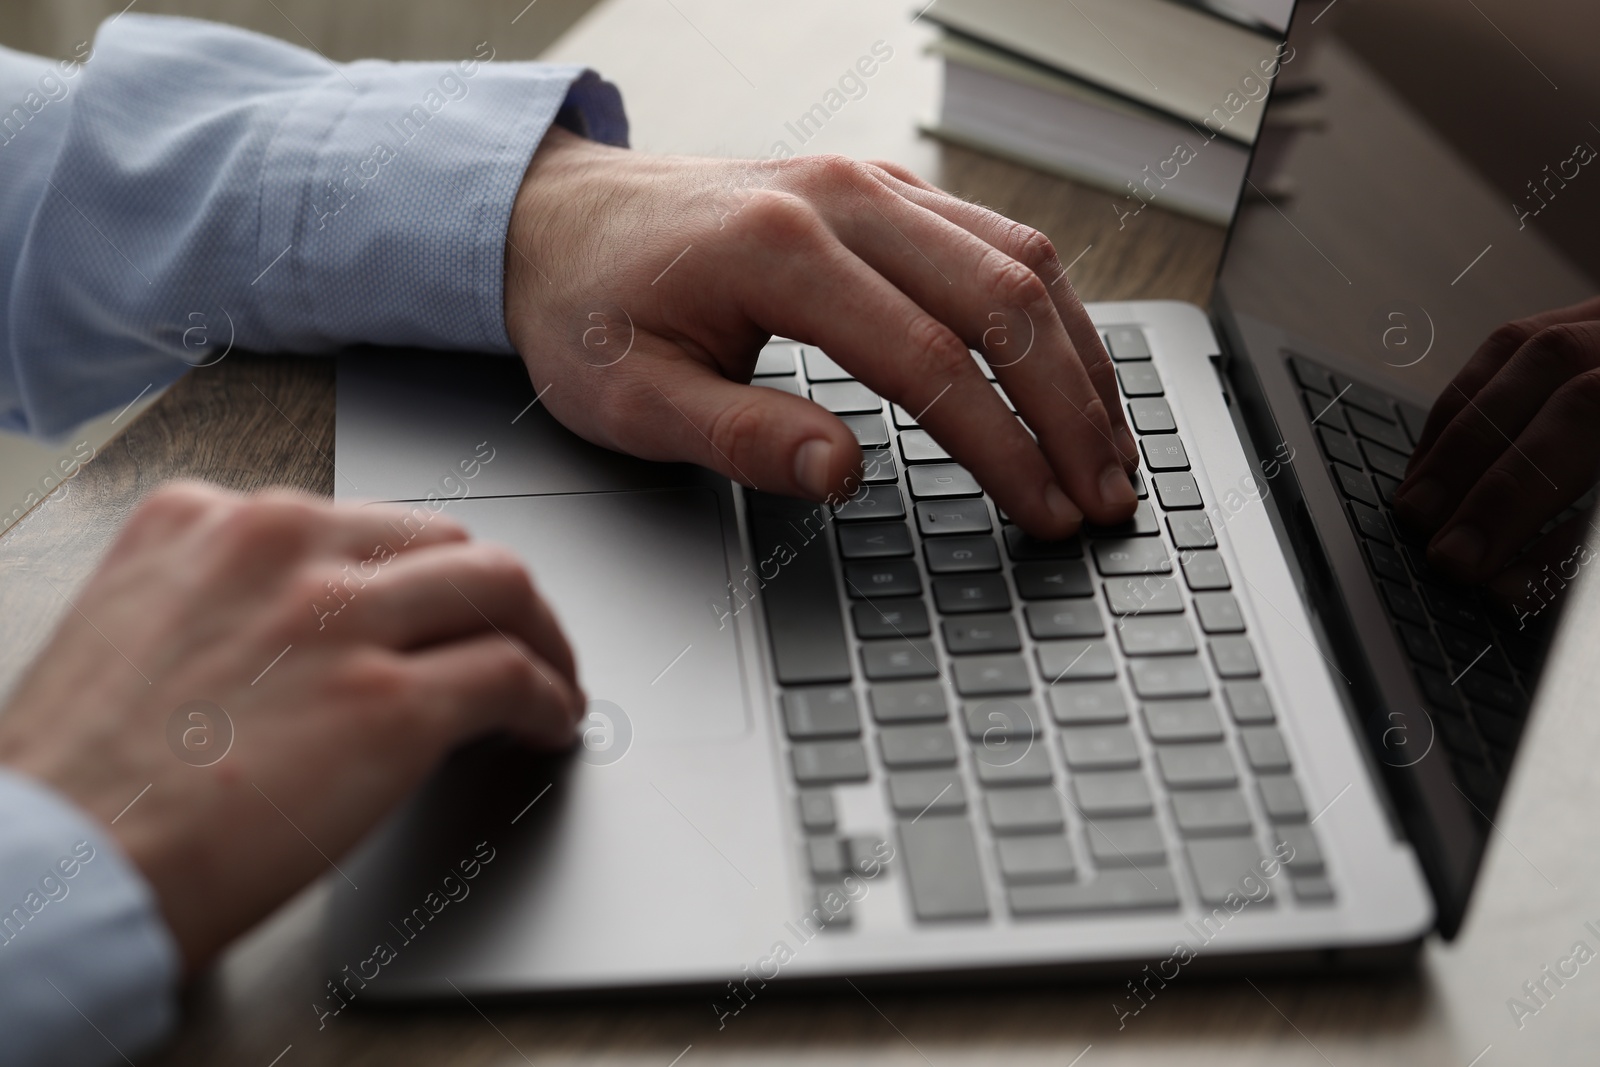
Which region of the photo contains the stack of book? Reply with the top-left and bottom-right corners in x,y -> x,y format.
922,0 -> 1295,225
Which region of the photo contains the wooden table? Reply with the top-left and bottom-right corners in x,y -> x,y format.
2,0 -> 1596,1063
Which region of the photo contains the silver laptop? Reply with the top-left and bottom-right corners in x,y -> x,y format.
326,2 -> 1598,999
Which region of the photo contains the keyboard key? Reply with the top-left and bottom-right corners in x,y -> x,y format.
845,837 -> 890,876
1059,726 -> 1141,770
1133,469 -> 1149,498
1292,875 -> 1337,903
871,681 -> 948,723
1186,838 -> 1270,905
811,380 -> 882,413
748,492 -> 851,684
1048,681 -> 1129,724
898,429 -> 950,463
1037,640 -> 1118,681
1104,325 -> 1152,361
1181,550 -> 1230,590
1363,539 -> 1409,582
1347,407 -> 1410,453
792,741 -> 870,784
974,745 -> 1054,786
1085,500 -> 1160,538
803,348 -> 853,381
1155,744 -> 1237,788
1015,560 -> 1093,599
1421,587 -> 1494,637
1240,725 -> 1291,771
898,817 -> 989,919
1152,472 -> 1203,510
942,614 -> 1022,654
839,522 -> 913,559
916,499 -> 992,536
1349,501 -> 1393,544
1071,771 -> 1153,816
808,838 -> 847,878
1316,426 -> 1363,469
892,403 -> 919,429
861,638 -> 939,680
860,448 -> 898,483
1024,599 -> 1105,639
1374,473 -> 1402,505
908,463 -> 981,498
953,654 -> 1032,695
1130,657 -> 1209,698
1141,435 -> 1190,471
1003,526 -> 1084,560
753,342 -> 798,376
1142,698 -> 1223,742
782,687 -> 862,739
834,484 -> 904,521
887,769 -> 966,815
1104,576 -> 1183,614
1171,790 -> 1253,836
839,413 -> 889,447
852,597 -> 930,638
1087,817 -> 1166,864
1117,362 -> 1164,397
1193,591 -> 1245,633
1257,776 -> 1307,821
1334,465 -> 1380,508
1288,355 -> 1334,394
933,574 -> 1011,613
1273,825 -> 1326,873
1334,376 -> 1397,421
844,560 -> 920,598
798,790 -> 837,831
1462,674 -> 1521,715
1381,581 -> 1428,625
1007,869 -> 1179,914
1437,625 -> 1509,678
1396,622 -> 1446,670
1209,635 -> 1260,678
924,535 -> 1001,573
1360,439 -> 1410,481
755,376 -> 802,396
1093,538 -> 1173,575
1128,397 -> 1176,433
996,836 -> 1077,883
880,724 -> 958,768
986,788 -> 1065,833
1168,513 -> 1216,549
1116,615 -> 1197,655
963,697 -> 1042,742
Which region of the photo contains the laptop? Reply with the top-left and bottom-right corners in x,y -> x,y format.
326,1 -> 1599,1000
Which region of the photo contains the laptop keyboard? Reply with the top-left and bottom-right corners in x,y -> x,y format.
1286,355 -> 1542,815
742,331 -> 1332,925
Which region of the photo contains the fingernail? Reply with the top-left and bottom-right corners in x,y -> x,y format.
1116,427 -> 1139,468
1044,482 -> 1083,526
1432,525 -> 1485,570
794,439 -> 834,498
1396,477 -> 1444,519
1100,464 -> 1138,509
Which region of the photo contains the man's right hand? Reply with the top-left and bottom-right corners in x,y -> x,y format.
0,484 -> 583,973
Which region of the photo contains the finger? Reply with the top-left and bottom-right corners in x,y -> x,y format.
1484,515 -> 1595,619
407,633 -> 583,750
1396,321 -> 1600,537
344,499 -> 471,558
1423,367 -> 1600,582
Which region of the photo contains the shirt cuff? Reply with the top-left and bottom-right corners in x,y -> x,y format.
0,769 -> 180,1067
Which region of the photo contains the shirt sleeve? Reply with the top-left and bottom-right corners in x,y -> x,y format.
0,769 -> 181,1067
0,13 -> 628,438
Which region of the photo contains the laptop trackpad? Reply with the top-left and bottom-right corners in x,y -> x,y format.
444,488 -> 748,741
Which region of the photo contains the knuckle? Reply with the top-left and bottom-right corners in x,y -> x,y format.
214,497 -> 318,561
1526,322 -> 1598,369
705,394 -> 772,477
798,153 -> 873,191
1000,222 -> 1059,274
738,190 -> 824,248
1473,462 -> 1525,508
1488,320 -> 1536,354
899,317 -> 971,392
123,482 -> 221,537
469,543 -> 533,595
980,249 -> 1050,311
1554,367 -> 1600,419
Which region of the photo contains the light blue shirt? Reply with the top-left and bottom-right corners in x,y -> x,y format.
0,13 -> 626,1063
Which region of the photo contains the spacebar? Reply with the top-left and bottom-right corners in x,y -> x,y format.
746,491 -> 851,685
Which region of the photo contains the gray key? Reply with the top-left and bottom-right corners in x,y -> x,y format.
963,697 -> 1042,742
803,347 -> 853,381
1152,472 -> 1203,509
924,536 -> 1000,574
1093,538 -> 1173,575
1193,591 -> 1245,633
1167,512 -> 1216,549
1130,657 -> 1210,698
1104,576 -> 1183,614
1005,528 -> 1085,561
1181,550 -> 1231,590
753,342 -> 798,376
1025,599 -> 1105,639
852,598 -> 930,639
1209,635 -> 1259,678
844,560 -> 920,598
892,403 -> 920,428
1274,825 -> 1325,873
1142,698 -> 1223,742
1037,640 -> 1117,682
860,449 -> 898,484
898,817 -> 990,919
996,836 -> 1077,883
974,745 -> 1054,786
1014,559 -> 1093,597
952,655 -> 1031,695
1186,837 -> 1271,905
1008,868 -> 1179,914
879,725 -> 958,768
792,741 -> 870,784
1104,325 -> 1152,361
839,413 -> 890,447
986,788 -> 1065,833
1059,726 -> 1141,770
1171,790 -> 1253,836
1155,743 -> 1237,788
1071,771 -> 1153,816
887,769 -> 966,815
1115,615 -> 1197,655
933,574 -> 1011,613
860,638 -> 939,680
1117,362 -> 1164,397
908,463 -> 981,498
782,687 -> 862,739
811,380 -> 882,413
1292,875 -> 1337,903
754,376 -> 802,396
835,484 -> 905,522
1224,680 -> 1275,724
1128,396 -> 1175,433
1141,434 -> 1190,471
798,790 -> 837,832
916,499 -> 992,535
1087,817 -> 1166,864
898,429 -> 950,463
1085,500 -> 1160,538
1257,775 -> 1307,821
1048,681 -> 1129,724
845,837 -> 891,876
838,522 -> 913,559
871,681 -> 948,723
942,614 -> 1021,654
808,838 -> 847,878
1240,725 -> 1291,771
